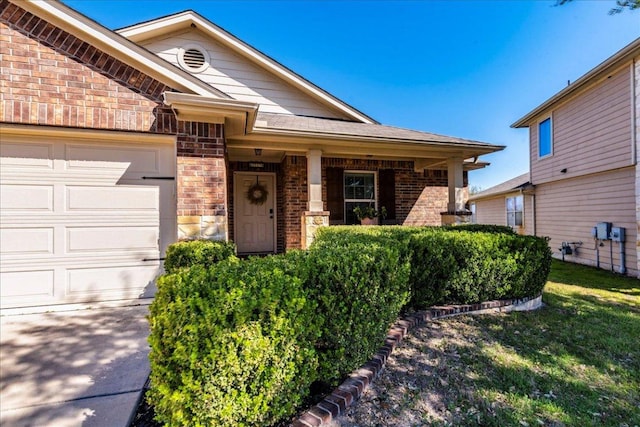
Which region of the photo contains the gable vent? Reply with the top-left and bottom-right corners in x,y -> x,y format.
178,45 -> 209,73
183,49 -> 205,69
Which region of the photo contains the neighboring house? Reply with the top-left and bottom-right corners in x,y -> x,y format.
0,0 -> 503,309
478,37 -> 640,277
468,173 -> 534,235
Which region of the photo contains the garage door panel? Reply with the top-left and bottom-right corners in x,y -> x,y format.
67,145 -> 161,175
1,270 -> 55,298
0,185 -> 54,211
66,186 -> 159,212
67,226 -> 158,253
0,227 -> 54,255
67,264 -> 158,297
0,142 -> 53,168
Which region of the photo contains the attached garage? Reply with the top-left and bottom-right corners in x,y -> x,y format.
0,127 -> 176,310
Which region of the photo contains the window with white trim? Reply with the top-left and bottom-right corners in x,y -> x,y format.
538,117 -> 552,158
506,195 -> 523,228
344,171 -> 376,225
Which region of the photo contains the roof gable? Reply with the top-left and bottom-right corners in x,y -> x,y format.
117,11 -> 377,124
16,0 -> 228,99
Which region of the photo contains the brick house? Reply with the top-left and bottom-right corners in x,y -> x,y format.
0,0 -> 503,309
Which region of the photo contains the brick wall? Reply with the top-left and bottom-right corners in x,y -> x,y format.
0,1 -> 168,130
176,123 -> 226,217
1,0 -> 229,240
282,156 -> 308,250
278,156 -> 469,250
321,158 -> 464,227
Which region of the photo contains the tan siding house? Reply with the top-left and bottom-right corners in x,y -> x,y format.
469,173 -> 533,235
505,37 -> 640,277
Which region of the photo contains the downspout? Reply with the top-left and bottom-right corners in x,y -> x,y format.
631,60 -> 637,166
632,59 -> 638,276
531,193 -> 536,236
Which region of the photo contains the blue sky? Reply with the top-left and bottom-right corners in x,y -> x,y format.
65,0 -> 639,190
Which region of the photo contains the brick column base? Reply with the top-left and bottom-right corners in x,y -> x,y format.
178,215 -> 227,241
440,211 -> 472,226
301,211 -> 330,249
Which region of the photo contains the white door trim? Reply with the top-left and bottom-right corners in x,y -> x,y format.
233,171 -> 277,253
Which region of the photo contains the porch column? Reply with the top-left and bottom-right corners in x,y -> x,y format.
441,156 -> 471,225
302,149 -> 329,249
447,156 -> 465,213
306,149 -> 324,212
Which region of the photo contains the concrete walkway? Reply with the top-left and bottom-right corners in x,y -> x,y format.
0,304 -> 151,427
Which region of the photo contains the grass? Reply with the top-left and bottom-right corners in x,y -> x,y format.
435,259 -> 640,426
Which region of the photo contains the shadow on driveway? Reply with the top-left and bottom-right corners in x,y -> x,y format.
1,304 -> 151,427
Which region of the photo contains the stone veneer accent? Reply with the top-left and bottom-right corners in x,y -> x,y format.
440,211 -> 473,226
291,294 -> 543,427
301,211 -> 330,249
1,0 -> 228,242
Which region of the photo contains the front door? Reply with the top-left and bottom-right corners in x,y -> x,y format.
234,173 -> 276,254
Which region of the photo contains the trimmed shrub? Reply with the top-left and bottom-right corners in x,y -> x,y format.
148,254 -> 320,427
148,225 -> 552,425
408,229 -> 552,308
163,239 -> 236,273
308,227 -> 412,382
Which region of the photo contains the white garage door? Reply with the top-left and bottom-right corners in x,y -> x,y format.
0,131 -> 176,309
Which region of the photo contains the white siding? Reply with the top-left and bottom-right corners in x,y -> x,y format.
530,66 -> 633,185
535,167 -> 637,277
142,30 -> 349,119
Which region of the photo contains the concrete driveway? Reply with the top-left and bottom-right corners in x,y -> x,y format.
0,303 -> 151,427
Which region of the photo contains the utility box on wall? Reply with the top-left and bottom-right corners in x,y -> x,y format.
611,227 -> 625,242
596,222 -> 612,240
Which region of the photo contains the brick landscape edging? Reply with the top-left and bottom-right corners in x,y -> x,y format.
291,294 -> 543,427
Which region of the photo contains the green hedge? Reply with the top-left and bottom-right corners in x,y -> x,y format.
148,254 -> 320,427
163,239 -> 236,273
407,229 -> 551,308
306,228 -> 412,382
149,227 -> 552,426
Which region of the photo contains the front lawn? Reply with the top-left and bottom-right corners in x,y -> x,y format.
335,260 -> 640,426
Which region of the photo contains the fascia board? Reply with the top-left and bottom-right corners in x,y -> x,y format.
232,132 -> 502,161
119,11 -> 378,124
248,126 -> 505,155
20,1 -> 228,99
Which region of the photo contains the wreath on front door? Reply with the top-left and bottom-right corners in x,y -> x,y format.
246,181 -> 269,205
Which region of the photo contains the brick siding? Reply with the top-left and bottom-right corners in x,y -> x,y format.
282,156 -> 308,250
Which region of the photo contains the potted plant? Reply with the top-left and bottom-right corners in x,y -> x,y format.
353,205 -> 387,225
